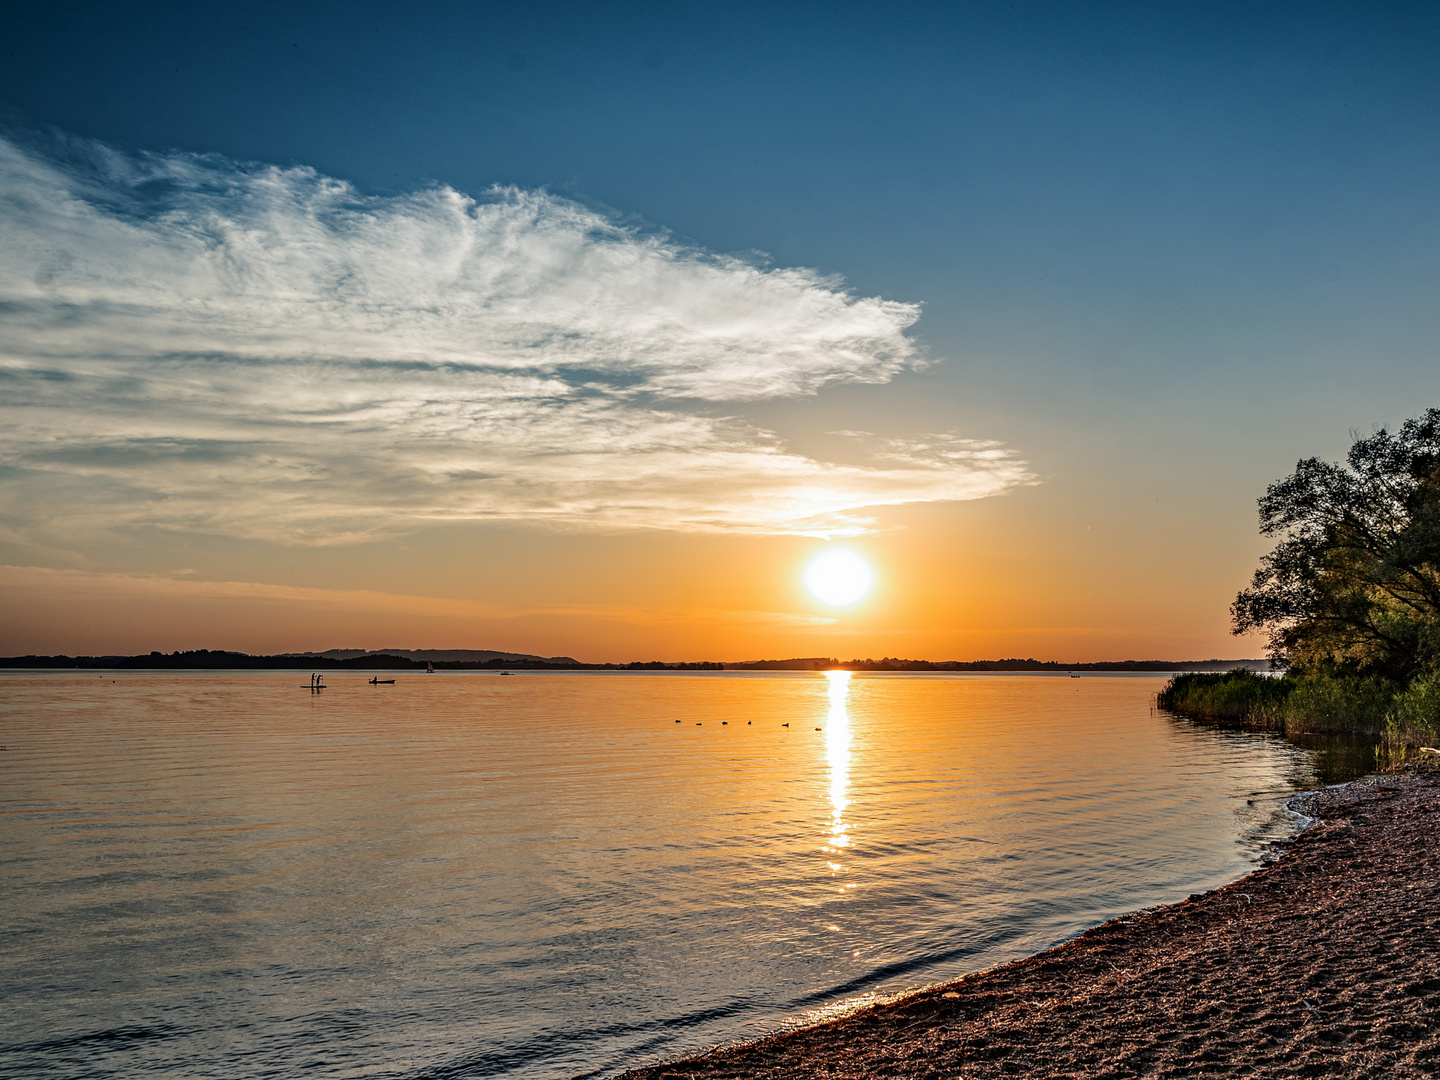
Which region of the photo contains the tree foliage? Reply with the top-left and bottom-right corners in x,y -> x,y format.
1232,409 -> 1440,680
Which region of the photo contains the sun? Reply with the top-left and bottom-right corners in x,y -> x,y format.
805,549 -> 874,606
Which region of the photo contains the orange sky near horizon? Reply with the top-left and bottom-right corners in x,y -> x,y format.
0,479 -> 1271,662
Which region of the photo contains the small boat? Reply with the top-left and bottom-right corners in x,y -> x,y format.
369,677 -> 395,685
499,670 -> 513,675
426,661 -> 435,674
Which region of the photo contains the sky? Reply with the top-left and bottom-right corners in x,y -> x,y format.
3,0 -> 1440,661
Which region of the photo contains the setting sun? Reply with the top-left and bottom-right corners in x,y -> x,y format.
805,550 -> 874,606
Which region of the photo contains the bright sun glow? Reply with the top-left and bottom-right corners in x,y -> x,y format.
805,550 -> 874,606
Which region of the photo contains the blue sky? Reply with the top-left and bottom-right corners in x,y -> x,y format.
8,2 -> 1436,442
2,1 -> 1439,659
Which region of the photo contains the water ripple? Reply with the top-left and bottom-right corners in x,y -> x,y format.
0,671 -> 1344,1079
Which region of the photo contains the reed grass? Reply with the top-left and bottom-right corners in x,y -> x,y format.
1385,671 -> 1440,750
1157,668 -> 1440,764
1155,670 -> 1292,726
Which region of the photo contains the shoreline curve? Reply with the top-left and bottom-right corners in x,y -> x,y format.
604,771 -> 1440,1079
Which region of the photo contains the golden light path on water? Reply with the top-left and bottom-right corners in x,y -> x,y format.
824,670 -> 852,887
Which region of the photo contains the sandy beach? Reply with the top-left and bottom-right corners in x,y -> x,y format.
615,770 -> 1440,1079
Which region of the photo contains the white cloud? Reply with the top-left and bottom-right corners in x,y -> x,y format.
0,133 -> 1033,544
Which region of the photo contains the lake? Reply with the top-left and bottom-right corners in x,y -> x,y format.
0,670 -> 1354,1079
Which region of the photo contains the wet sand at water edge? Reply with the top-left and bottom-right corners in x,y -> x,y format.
612,771 -> 1440,1079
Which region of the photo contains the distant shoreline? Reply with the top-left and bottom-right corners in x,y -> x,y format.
0,650 -> 1268,673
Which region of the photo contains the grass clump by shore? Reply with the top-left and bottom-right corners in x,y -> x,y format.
1385,671 -> 1440,753
1156,669 -> 1292,725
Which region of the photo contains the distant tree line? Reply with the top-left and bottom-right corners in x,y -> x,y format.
834,657 -> 1263,672
3,649 -> 1258,673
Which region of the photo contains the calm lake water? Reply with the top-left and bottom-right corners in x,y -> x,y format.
0,671 -> 1361,1079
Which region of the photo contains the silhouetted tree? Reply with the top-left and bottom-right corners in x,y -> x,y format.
1232,408 -> 1440,680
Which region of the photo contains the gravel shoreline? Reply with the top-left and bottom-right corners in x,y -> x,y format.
613,771 -> 1439,1079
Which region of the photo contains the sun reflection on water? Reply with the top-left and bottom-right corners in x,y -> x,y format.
823,671 -> 852,876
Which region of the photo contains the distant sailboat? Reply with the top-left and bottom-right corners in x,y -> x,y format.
426,661 -> 435,674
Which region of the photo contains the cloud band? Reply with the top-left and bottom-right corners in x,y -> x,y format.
0,134 -> 1031,544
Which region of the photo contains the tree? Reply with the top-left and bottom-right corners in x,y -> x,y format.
1232,409 -> 1440,680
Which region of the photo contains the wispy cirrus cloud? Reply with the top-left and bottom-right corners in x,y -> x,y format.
0,132 -> 1033,544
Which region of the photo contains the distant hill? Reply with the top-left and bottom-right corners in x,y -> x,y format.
0,648 -> 588,670
286,648 -> 580,664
